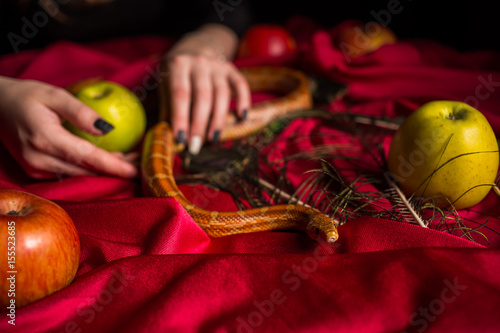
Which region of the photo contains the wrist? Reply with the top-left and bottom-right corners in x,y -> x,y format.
168,23 -> 239,62
182,31 -> 227,62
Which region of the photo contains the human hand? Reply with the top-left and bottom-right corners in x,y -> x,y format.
164,24 -> 251,155
0,76 -> 138,179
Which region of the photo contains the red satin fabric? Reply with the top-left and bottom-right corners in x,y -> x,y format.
1,18 -> 500,332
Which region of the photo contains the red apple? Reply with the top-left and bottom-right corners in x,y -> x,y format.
336,21 -> 397,58
0,189 -> 80,308
237,24 -> 297,58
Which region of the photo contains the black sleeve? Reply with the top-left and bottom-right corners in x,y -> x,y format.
197,0 -> 255,38
0,0 -> 256,55
151,0 -> 255,39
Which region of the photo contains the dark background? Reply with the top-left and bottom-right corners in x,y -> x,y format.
250,0 -> 499,52
0,0 -> 498,54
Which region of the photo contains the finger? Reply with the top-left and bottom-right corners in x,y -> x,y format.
110,151 -> 139,163
47,128 -> 138,178
207,72 -> 231,143
189,64 -> 213,155
168,56 -> 192,145
121,151 -> 140,168
109,151 -> 140,166
110,152 -> 125,159
39,86 -> 113,135
21,151 -> 97,179
228,65 -> 251,119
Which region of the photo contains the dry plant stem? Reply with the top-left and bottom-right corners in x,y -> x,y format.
493,184 -> 500,197
297,114 -> 495,243
295,173 -> 324,209
349,194 -> 384,217
271,163 -> 291,204
140,65 -> 345,241
352,116 -> 401,130
239,180 -> 261,208
336,185 -> 360,217
257,177 -> 311,207
143,122 -> 340,241
313,178 -> 335,212
417,141 -> 499,202
385,173 -> 427,228
275,144 -> 357,164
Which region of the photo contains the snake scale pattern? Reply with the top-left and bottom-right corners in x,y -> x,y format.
141,66 -> 339,243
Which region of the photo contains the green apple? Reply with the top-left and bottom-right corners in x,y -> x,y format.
65,80 -> 147,153
387,100 -> 499,209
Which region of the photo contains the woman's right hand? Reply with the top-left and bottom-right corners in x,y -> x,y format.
0,76 -> 138,179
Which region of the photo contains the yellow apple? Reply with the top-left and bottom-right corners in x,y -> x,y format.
64,80 -> 147,153
387,100 -> 499,209
336,22 -> 397,58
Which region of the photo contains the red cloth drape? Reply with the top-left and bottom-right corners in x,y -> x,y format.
1,17 -> 500,332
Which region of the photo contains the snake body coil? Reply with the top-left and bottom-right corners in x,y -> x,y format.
141,66 -> 339,243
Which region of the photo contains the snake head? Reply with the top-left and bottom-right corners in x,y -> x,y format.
307,213 -> 339,243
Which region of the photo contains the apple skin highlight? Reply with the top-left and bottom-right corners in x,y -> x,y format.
237,24 -> 296,59
387,100 -> 499,210
65,80 -> 147,153
336,22 -> 397,58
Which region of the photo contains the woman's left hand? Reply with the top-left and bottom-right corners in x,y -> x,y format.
163,24 -> 251,155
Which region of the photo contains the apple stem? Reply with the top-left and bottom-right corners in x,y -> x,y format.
6,210 -> 20,216
448,113 -> 456,120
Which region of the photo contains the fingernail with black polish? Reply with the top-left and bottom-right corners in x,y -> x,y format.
212,130 -> 221,145
176,130 -> 186,145
94,118 -> 114,134
242,109 -> 248,120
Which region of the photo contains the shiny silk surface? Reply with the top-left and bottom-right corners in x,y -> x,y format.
1,18 -> 500,333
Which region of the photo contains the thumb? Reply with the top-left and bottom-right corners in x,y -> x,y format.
42,86 -> 114,135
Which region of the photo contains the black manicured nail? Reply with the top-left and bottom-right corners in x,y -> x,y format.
242,109 -> 248,120
94,118 -> 114,133
212,130 -> 221,145
176,130 -> 186,145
